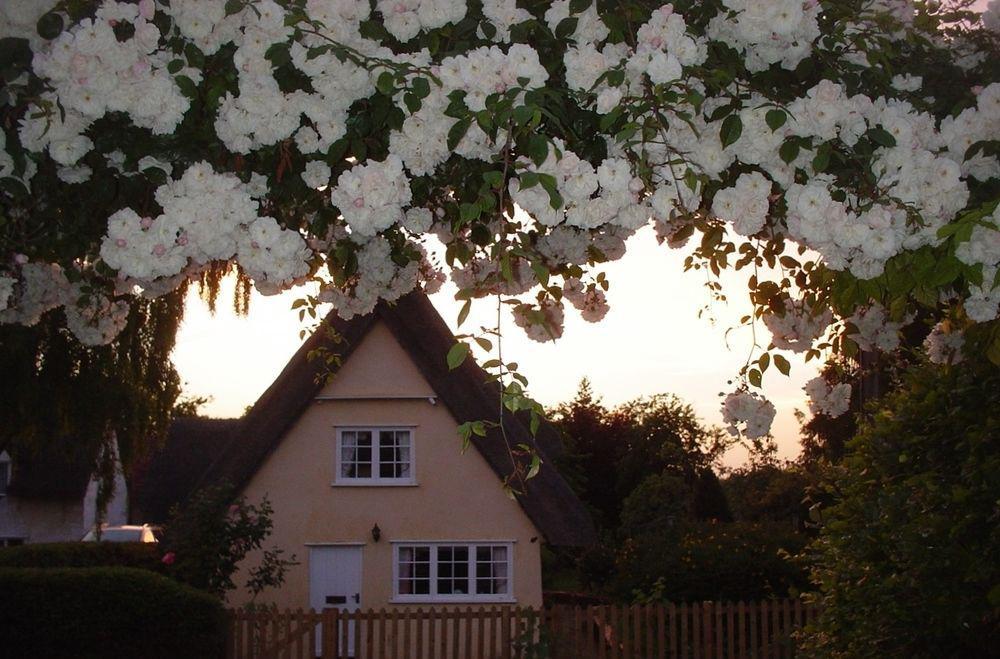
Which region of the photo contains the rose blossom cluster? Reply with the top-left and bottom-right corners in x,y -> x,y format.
710,172 -> 772,237
2,0 -> 999,438
376,0 -> 467,43
562,278 -> 610,323
480,0 -> 531,42
706,0 -> 821,72
64,288 -> 131,347
924,322 -> 965,365
513,298 -> 566,342
0,263 -> 130,346
762,299 -> 832,353
100,162 -> 311,293
329,155 -> 413,237
0,0 -> 59,48
509,141 -> 649,230
804,377 -> 851,418
954,204 -> 1000,323
847,304 -> 907,352
317,237 -> 442,318
21,0 -> 189,178
721,391 -> 776,440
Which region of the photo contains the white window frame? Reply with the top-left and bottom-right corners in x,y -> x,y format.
390,541 -> 515,604
333,426 -> 416,486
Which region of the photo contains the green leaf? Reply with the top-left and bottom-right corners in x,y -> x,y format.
456,299 -> 472,327
447,342 -> 470,370
538,173 -> 563,210
812,143 -> 831,172
765,109 -> 786,131
447,118 -> 471,150
36,12 -> 63,40
555,17 -> 578,40
759,352 -> 770,373
569,0 -> 592,12
460,202 -> 481,222
779,139 -> 800,164
720,114 -> 742,149
411,76 -> 430,99
482,170 -> 503,188
528,135 -> 548,166
474,336 -> 493,352
749,369 -> 762,388
167,59 -> 185,75
174,75 -> 198,99
527,453 -> 542,480
376,71 -> 395,96
264,42 -> 290,67
403,92 -> 421,113
869,127 -> 896,148
774,354 -> 791,376
224,0 -> 244,16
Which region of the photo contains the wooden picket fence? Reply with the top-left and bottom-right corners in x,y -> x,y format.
226,600 -> 819,659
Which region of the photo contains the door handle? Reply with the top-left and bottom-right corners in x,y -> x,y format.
352,593 -> 360,604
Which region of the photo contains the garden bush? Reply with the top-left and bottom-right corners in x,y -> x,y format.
0,566 -> 225,659
0,541 -> 165,573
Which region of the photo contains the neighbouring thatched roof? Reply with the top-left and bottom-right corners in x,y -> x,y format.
130,416 -> 239,524
198,292 -> 596,547
5,436 -> 96,501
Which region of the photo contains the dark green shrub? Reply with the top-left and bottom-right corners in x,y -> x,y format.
803,360 -> 1000,657
0,541 -> 165,573
0,566 -> 225,659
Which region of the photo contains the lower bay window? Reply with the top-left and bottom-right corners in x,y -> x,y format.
393,542 -> 513,603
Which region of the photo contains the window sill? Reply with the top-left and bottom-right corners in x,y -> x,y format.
330,481 -> 418,487
389,596 -> 517,605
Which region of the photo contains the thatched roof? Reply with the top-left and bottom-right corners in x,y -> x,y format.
198,292 -> 595,547
130,416 -> 239,524
5,436 -> 96,501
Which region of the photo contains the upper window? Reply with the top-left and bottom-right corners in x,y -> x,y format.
393,542 -> 512,603
336,428 -> 413,485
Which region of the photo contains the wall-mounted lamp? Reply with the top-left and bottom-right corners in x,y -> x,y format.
371,523 -> 381,543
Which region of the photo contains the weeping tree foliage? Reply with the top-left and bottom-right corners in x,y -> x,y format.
0,289 -> 187,497
802,358 -> 1000,657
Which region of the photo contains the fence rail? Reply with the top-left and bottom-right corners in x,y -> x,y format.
226,600 -> 819,659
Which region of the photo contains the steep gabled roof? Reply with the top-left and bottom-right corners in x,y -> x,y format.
199,292 -> 595,547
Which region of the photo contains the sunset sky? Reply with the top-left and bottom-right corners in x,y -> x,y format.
171,226 -> 820,468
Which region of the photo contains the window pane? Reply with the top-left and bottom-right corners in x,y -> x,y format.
398,545 -> 431,595
377,430 -> 412,479
341,431 -> 373,479
475,545 -> 509,595
437,545 -> 470,595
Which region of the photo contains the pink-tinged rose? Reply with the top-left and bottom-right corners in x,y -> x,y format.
228,504 -> 240,516
140,216 -> 153,229
152,244 -> 166,257
353,197 -> 365,208
116,238 -> 127,248
972,85 -> 984,95
138,0 -> 155,20
14,254 -> 28,265
161,551 -> 176,565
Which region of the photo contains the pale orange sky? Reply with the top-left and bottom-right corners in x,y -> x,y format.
172,227 -> 821,467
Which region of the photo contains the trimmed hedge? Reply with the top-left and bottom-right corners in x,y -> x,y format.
0,541 -> 165,572
0,567 -> 226,659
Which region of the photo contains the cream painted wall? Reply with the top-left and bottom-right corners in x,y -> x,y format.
231,322 -> 544,611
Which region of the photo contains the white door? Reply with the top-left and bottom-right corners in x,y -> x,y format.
309,545 -> 362,655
